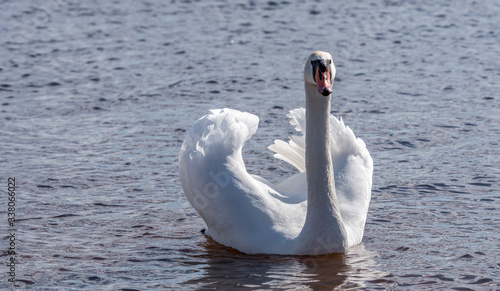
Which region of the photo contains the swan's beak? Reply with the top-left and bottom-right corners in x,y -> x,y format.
315,66 -> 333,96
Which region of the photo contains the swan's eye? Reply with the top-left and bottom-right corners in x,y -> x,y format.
328,59 -> 332,65
311,60 -> 327,72
311,59 -> 328,83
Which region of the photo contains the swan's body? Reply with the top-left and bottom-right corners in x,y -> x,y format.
179,51 -> 373,255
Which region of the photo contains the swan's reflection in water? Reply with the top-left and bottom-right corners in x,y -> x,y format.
185,237 -> 385,289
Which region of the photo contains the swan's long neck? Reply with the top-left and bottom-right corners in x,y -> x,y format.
298,83 -> 347,253
305,84 -> 336,210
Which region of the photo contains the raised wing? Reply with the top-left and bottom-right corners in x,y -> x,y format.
268,108 -> 307,173
179,108 -> 306,254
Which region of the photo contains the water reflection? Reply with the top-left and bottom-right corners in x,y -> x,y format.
185,236 -> 385,289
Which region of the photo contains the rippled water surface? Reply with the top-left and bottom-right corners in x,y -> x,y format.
1,0 -> 499,289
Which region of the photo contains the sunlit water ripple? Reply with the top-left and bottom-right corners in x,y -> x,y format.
0,0 -> 499,289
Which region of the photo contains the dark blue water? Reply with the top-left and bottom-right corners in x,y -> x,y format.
1,0 -> 499,289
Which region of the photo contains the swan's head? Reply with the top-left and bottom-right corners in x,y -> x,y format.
304,51 -> 336,97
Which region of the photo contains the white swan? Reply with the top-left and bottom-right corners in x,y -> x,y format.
179,51 -> 373,255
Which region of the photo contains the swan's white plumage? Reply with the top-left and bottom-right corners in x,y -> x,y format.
180,108 -> 306,254
270,107 -> 373,246
179,107 -> 373,254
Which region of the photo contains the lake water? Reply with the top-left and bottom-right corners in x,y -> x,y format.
1,0 -> 499,289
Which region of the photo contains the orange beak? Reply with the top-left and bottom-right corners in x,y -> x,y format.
315,66 -> 332,96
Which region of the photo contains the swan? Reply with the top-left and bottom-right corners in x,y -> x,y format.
179,51 -> 373,255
